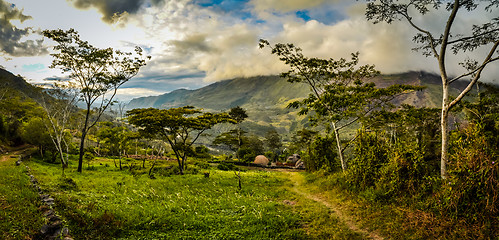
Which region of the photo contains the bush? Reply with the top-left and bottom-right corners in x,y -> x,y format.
237,147 -> 257,163
195,145 -> 211,158
193,161 -> 210,169
440,123 -> 499,227
346,129 -> 388,190
375,140 -> 433,199
307,135 -> 338,172
217,162 -> 238,171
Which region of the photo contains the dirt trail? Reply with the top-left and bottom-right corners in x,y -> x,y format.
0,145 -> 30,162
286,172 -> 384,240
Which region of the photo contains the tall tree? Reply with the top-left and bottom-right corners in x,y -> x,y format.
264,129 -> 282,161
127,106 -> 233,175
39,82 -> 79,172
43,29 -> 149,173
365,0 -> 499,179
229,106 -> 248,159
260,40 -> 421,171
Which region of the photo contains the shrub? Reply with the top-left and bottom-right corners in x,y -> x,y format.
440,123 -> 499,228
217,162 -> 238,171
193,161 -> 210,169
346,129 -> 388,190
375,140 -> 432,199
194,145 -> 211,159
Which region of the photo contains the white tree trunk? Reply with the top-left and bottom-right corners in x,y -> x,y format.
332,122 -> 345,172
440,83 -> 450,179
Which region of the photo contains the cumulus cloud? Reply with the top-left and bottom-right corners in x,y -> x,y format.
0,0 -> 47,57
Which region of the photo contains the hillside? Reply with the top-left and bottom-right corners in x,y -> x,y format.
127,71 -> 473,139
0,68 -> 43,100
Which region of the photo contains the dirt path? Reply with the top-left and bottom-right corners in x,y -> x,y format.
0,145 -> 30,163
286,172 -> 384,240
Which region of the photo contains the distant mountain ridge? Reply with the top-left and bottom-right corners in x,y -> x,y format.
127,75 -> 311,111
127,72 -> 474,139
128,71 -> 471,111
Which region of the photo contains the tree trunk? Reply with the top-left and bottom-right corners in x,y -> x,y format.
77,106 -> 91,173
332,122 -> 346,172
440,83 -> 450,179
149,158 -> 157,177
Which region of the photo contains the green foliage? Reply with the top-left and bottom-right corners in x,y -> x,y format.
0,94 -> 44,145
43,28 -> 148,173
375,140 -> 430,199
264,129 -> 282,152
217,162 -> 238,171
443,122 -> 498,226
346,129 -> 388,189
20,116 -> 54,157
236,135 -> 264,162
213,129 -> 245,152
127,106 -> 233,174
306,135 -> 338,172
229,106 -> 248,124
194,145 -> 210,158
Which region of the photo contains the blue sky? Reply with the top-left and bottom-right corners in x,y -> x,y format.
1,0 -> 497,101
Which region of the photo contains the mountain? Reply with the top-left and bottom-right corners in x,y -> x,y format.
127,75 -> 310,111
0,68 -> 43,100
127,72 -> 474,140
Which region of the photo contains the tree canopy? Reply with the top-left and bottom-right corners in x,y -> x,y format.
127,106 -> 234,174
43,28 -> 149,172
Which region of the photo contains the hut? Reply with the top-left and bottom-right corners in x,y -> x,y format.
253,155 -> 269,166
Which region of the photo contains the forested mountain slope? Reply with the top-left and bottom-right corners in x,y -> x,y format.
127,72 -> 474,138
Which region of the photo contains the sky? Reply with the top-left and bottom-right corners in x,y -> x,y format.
1,0 -> 498,102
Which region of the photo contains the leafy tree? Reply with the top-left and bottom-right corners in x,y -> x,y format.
237,134 -> 265,162
230,106 -> 248,158
365,0 -> 499,179
20,117 -> 54,159
366,104 -> 441,161
0,94 -> 43,145
309,135 -> 338,172
96,122 -> 139,170
43,28 -> 149,173
213,129 -> 247,153
290,128 -> 318,160
260,40 -> 422,171
213,106 -> 248,159
264,129 -> 282,162
127,106 -> 233,175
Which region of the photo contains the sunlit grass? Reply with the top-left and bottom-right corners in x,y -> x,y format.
27,157 -> 361,239
0,157 -> 45,239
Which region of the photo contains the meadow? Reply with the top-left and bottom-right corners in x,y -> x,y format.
21,156 -> 364,240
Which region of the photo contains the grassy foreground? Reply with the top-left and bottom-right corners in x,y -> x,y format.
24,157 -> 363,239
0,154 -> 45,239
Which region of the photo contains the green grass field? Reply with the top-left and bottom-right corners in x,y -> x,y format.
18,156 -> 362,240
0,155 -> 45,240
